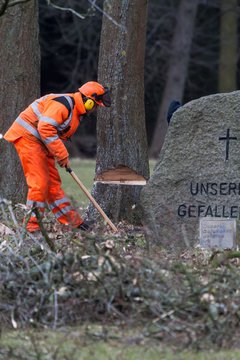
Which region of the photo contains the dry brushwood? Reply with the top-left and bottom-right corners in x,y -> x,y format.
1,199 -> 240,350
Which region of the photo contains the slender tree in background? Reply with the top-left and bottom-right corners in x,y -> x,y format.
89,0 -> 149,224
150,0 -> 199,158
0,0 -> 40,202
218,0 -> 237,92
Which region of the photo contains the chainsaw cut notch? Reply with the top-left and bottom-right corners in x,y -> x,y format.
94,165 -> 147,185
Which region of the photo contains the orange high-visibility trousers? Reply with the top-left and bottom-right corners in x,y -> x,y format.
14,137 -> 83,232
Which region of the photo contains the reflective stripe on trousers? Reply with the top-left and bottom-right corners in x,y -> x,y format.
13,137 -> 83,232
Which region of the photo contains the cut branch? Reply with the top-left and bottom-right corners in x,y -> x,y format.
87,0 -> 126,30
8,0 -> 31,6
47,0 -> 86,20
46,0 -> 125,30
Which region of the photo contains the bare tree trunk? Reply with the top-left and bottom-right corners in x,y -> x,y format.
150,0 -> 198,159
89,0 -> 149,225
0,0 -> 40,202
219,0 -> 237,92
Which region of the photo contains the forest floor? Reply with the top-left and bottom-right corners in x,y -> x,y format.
1,159 -> 240,359
2,326 -> 240,360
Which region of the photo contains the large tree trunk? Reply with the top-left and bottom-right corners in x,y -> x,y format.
150,0 -> 198,159
89,0 -> 149,225
0,0 -> 40,203
218,0 -> 237,92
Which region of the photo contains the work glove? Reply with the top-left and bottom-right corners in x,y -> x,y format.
78,219 -> 94,231
58,157 -> 70,168
78,222 -> 90,231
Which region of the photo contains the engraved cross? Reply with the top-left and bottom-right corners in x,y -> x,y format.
219,128 -> 237,161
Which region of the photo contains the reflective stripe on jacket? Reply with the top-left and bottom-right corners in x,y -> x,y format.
4,92 -> 86,161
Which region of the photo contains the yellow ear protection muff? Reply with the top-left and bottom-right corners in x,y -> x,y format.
84,98 -> 95,111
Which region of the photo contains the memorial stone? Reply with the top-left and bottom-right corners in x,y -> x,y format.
141,91 -> 240,250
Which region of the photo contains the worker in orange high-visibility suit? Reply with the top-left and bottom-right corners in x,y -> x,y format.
4,81 -> 111,233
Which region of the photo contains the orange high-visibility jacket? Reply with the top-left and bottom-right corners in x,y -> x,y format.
4,92 -> 86,161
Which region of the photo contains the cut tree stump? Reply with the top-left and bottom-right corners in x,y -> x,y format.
94,165 -> 147,185
87,165 -> 147,224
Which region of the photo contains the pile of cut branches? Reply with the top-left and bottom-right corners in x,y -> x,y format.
1,198 -> 240,351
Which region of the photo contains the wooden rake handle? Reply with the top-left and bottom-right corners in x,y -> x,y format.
66,167 -> 118,233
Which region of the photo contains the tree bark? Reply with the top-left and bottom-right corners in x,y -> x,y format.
0,0 -> 40,203
218,0 -> 237,92
150,0 -> 199,159
89,0 -> 149,225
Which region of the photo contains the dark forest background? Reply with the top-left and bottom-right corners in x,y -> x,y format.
39,0 -> 238,158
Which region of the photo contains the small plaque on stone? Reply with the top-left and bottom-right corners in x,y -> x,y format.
199,217 -> 236,249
